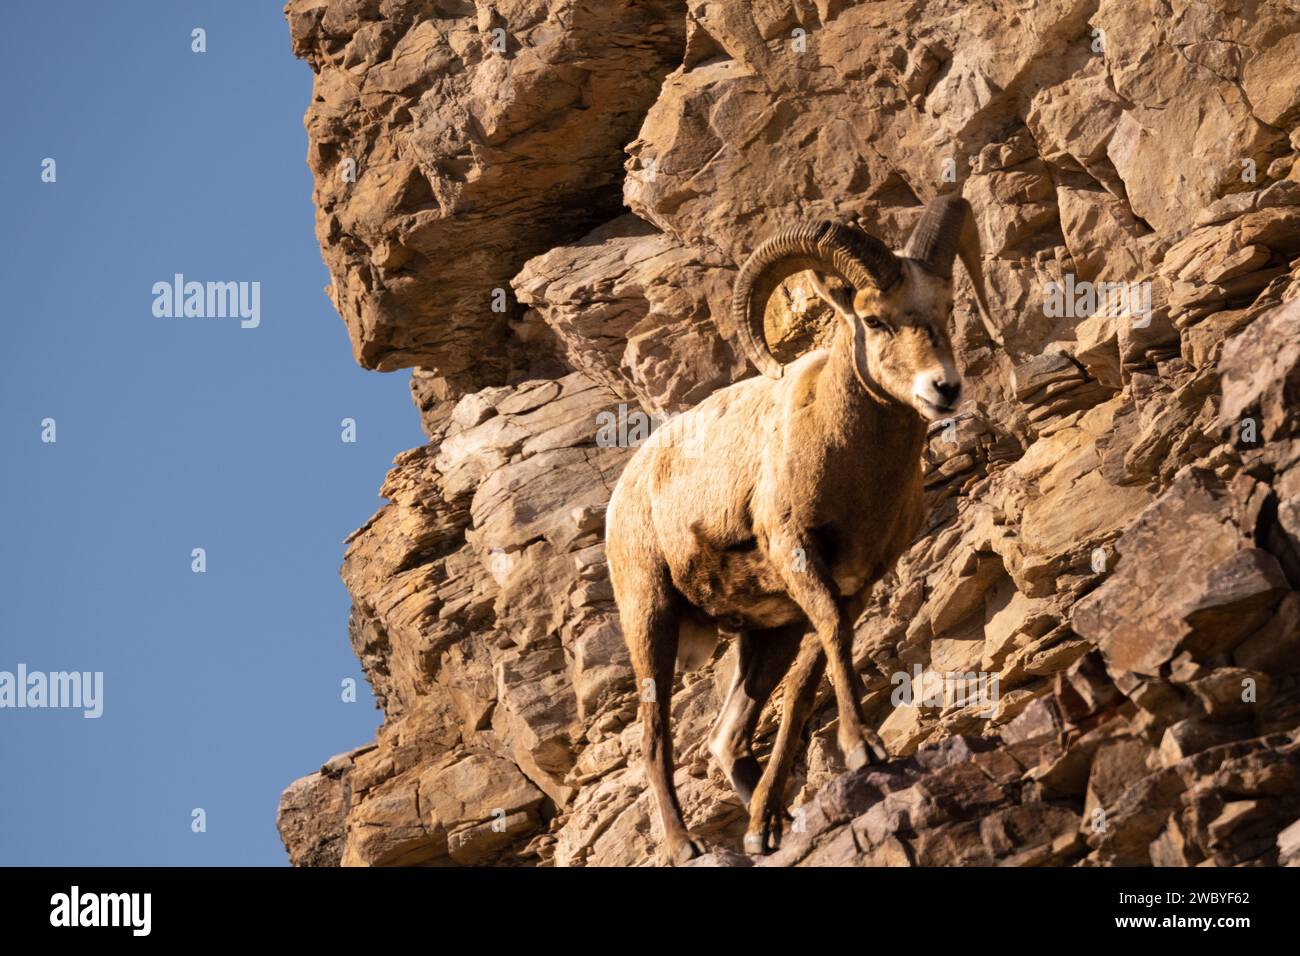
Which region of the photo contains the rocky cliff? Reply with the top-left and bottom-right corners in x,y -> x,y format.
276,0 -> 1300,867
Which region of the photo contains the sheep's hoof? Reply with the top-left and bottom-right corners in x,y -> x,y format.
846,735 -> 888,771
744,824 -> 781,855
743,807 -> 785,855
667,838 -> 704,866
845,744 -> 870,771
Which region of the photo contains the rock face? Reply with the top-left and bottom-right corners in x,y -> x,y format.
278,0 -> 1300,867
286,0 -> 686,381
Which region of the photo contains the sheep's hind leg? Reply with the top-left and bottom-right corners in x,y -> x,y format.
708,624 -> 804,806
744,633 -> 824,854
624,567 -> 701,866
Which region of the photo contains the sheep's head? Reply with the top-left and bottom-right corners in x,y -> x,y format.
732,195 -> 988,421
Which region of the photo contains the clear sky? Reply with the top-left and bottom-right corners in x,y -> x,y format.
0,2 -> 427,864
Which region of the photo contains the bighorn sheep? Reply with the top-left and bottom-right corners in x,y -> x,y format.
604,195 -> 988,863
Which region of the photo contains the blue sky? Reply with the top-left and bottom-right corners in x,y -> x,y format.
0,3 -> 427,863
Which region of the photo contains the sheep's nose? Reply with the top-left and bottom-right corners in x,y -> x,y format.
933,380 -> 961,407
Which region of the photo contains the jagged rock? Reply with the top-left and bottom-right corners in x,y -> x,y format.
1072,469 -> 1288,679
278,0 -> 1300,868
1219,297 -> 1300,442
276,745 -> 370,867
513,215 -> 741,413
1279,818 -> 1300,865
419,753 -> 546,863
285,0 -> 687,383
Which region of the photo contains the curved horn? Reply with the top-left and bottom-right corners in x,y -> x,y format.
904,194 -> 970,278
731,221 -> 901,378
906,193 -> 1003,345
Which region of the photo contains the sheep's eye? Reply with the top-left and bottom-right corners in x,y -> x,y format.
863,316 -> 888,332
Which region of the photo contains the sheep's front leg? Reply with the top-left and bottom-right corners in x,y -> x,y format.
768,532 -> 887,773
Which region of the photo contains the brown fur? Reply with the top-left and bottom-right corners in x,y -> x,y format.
606,256 -> 961,863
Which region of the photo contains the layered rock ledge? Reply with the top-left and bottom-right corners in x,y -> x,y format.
279,0 -> 1300,866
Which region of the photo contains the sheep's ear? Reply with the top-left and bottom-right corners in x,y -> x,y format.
808,271 -> 855,320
